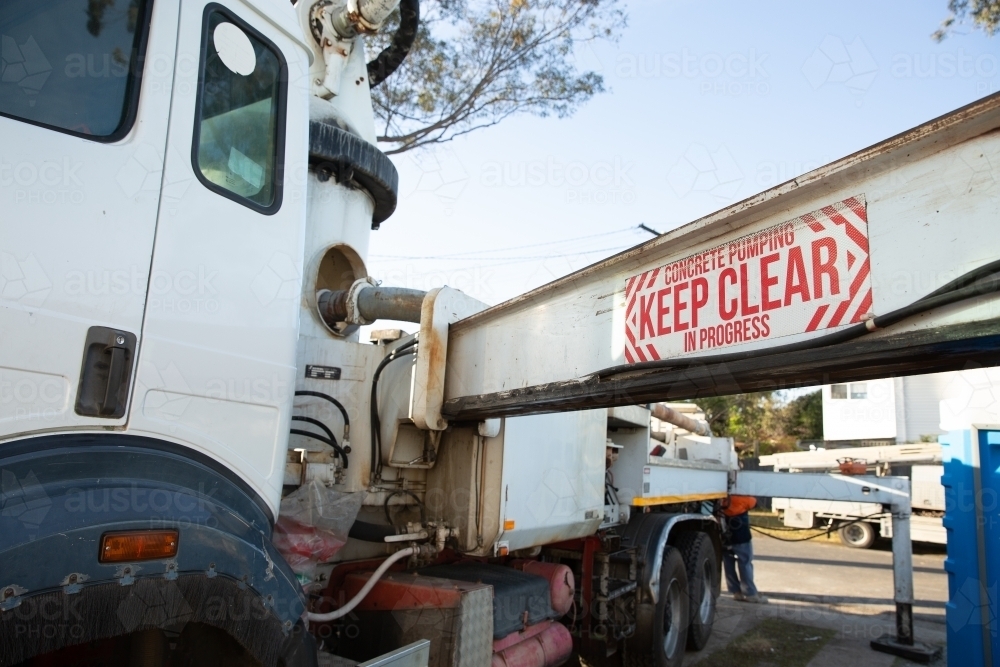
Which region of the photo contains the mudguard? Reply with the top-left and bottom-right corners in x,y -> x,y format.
0,433 -> 311,666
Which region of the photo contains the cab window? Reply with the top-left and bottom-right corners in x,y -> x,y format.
192,6 -> 286,213
0,0 -> 151,140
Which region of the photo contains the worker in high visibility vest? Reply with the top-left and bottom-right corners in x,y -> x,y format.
721,494 -> 768,604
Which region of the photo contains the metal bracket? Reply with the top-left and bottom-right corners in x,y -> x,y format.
410,287 -> 489,431
345,277 -> 379,325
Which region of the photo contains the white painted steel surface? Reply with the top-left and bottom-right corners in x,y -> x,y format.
912,464 -> 946,511
0,1 -> 179,439
773,497 -> 883,518
735,471 -> 910,510
496,410 -> 606,552
761,442 -> 942,471
412,287 -> 489,430
735,470 -> 915,609
880,514 -> 947,545
610,428 -> 733,506
442,95 -> 1000,401
128,0 -> 311,514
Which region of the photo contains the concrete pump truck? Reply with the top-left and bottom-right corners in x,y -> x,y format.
2,0 -> 1000,665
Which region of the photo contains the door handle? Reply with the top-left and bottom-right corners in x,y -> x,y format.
101,346 -> 128,416
76,327 -> 137,419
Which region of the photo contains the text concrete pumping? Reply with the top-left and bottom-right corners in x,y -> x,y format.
628,196 -> 871,359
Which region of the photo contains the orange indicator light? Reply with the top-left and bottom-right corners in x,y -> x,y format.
100,530 -> 179,563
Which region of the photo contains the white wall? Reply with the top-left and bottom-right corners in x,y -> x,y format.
822,368 -> 1000,442
822,378 -> 897,441
897,374 -> 953,442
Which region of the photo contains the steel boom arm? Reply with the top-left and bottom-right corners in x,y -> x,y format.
434,93 -> 1000,423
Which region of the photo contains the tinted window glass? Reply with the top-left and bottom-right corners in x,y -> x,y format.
194,9 -> 284,211
0,0 -> 148,139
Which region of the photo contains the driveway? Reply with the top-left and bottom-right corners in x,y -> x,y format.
686,533 -> 948,666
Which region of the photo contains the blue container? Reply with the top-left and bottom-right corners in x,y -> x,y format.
941,428 -> 1000,667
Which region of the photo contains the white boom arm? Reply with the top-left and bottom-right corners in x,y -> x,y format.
425,94 -> 1000,424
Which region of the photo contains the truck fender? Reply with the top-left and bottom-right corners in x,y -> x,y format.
621,512 -> 716,604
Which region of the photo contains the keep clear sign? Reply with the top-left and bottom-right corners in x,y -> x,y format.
624,195 -> 874,364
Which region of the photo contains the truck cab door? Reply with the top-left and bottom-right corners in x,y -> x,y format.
0,0 -> 177,436
127,0 -> 309,513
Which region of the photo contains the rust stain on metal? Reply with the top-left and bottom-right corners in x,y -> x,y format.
425,322 -> 448,428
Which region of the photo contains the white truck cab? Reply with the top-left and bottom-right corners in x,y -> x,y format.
1,1 -> 320,663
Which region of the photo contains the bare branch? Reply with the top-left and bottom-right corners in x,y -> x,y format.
365,0 -> 624,154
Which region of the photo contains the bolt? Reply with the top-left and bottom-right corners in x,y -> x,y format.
68,574 -> 77,584
115,335 -> 125,345
3,588 -> 13,599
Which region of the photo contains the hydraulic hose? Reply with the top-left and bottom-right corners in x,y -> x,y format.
290,429 -> 349,469
367,0 -> 420,87
295,390 -> 351,444
594,261 -> 1000,380
370,342 -> 419,478
383,488 -> 427,526
292,416 -> 337,445
306,547 -> 415,622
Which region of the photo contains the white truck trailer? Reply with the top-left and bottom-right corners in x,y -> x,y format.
2,0 -> 1000,665
763,444 -> 946,548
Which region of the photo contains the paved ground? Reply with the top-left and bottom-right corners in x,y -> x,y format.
686,533 -> 948,666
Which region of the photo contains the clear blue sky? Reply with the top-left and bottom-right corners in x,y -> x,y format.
369,0 -> 1000,317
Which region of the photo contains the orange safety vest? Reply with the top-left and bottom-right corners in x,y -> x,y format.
721,494 -> 757,517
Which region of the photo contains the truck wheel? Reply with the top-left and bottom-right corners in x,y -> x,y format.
624,547 -> 689,667
838,521 -> 876,548
677,532 -> 718,651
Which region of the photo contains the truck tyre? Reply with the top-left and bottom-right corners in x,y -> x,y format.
838,520 -> 876,548
676,531 -> 718,651
624,547 -> 689,667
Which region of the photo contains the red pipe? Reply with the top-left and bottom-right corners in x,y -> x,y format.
509,561 -> 575,616
493,621 -> 552,654
492,622 -> 573,667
